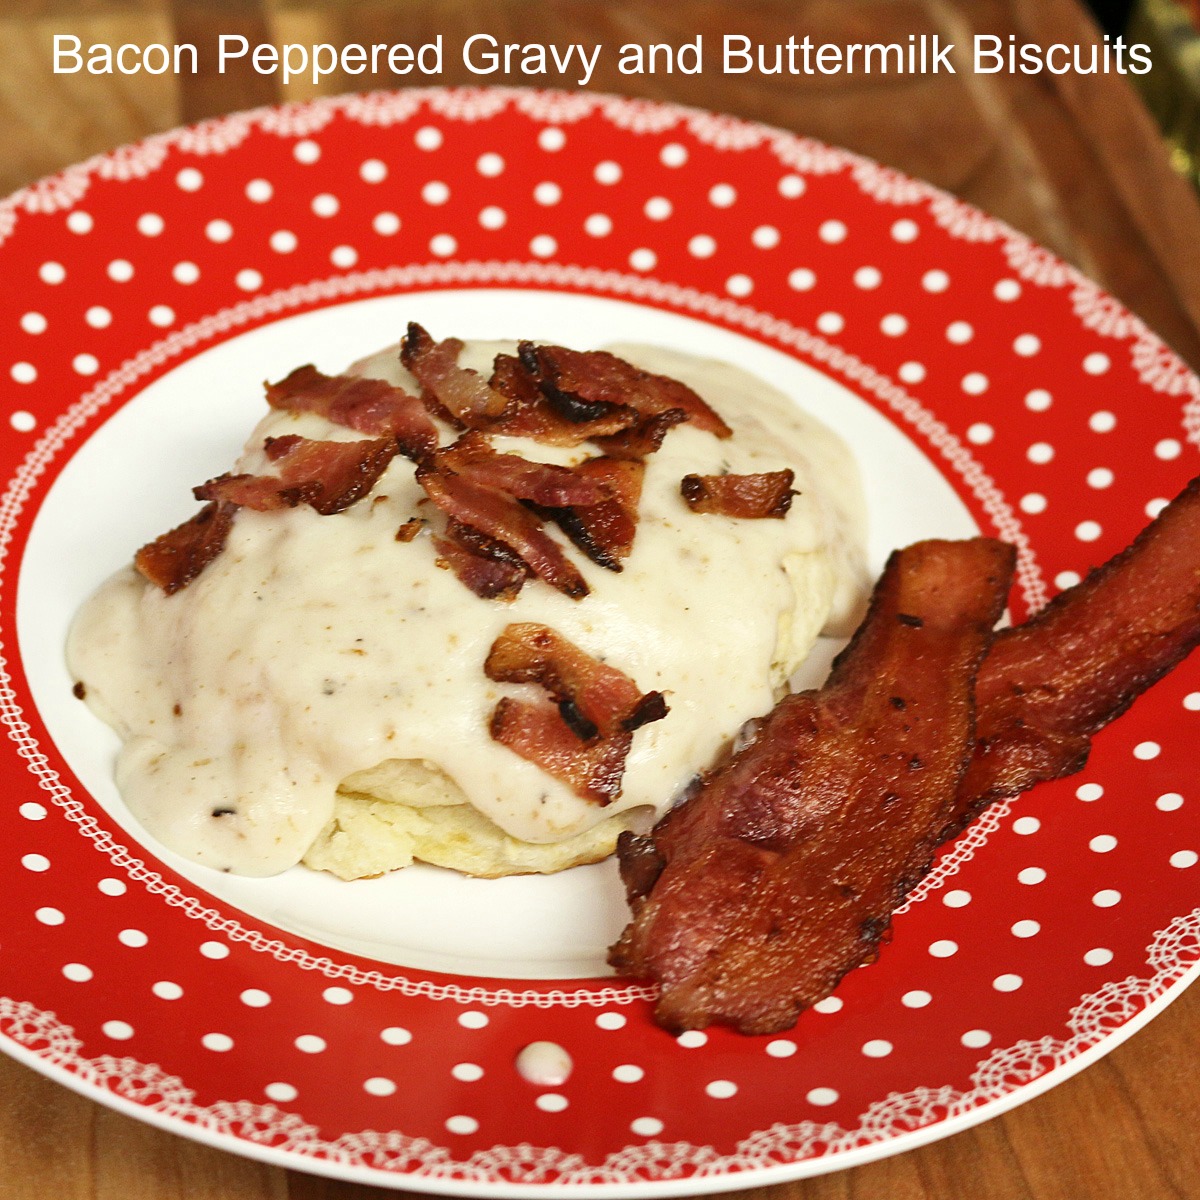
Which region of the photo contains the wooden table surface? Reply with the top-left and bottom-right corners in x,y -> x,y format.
3,1 -> 1200,1197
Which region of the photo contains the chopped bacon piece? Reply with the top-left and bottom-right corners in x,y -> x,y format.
395,518 -> 424,542
134,501 -> 236,595
681,470 -> 796,519
195,435 -> 398,516
417,464 -> 588,599
535,458 -> 644,571
485,622 -> 668,739
433,522 -> 527,601
265,364 -> 436,462
439,434 -> 613,507
594,409 -> 689,460
609,538 -> 1014,1033
401,322 -> 509,428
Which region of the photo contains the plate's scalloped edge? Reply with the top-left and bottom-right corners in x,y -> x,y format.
1,87 -> 1196,411
0,260 -> 1031,1004
3,907 -> 1197,1187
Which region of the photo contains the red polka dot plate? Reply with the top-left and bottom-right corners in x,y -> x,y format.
2,88 -> 1199,1194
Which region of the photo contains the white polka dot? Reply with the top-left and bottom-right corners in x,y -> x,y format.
1075,520 -> 1102,542
364,1077 -> 397,1096
373,212 -> 401,236
660,142 -> 687,167
1018,867 -> 1046,884
39,261 -> 66,284
725,274 -> 753,297
1084,948 -> 1114,966
293,140 -> 320,164
271,229 -> 298,253
817,312 -> 845,336
923,269 -> 950,292
451,1062 -> 484,1082
854,266 -> 882,289
752,224 -> 780,248
1157,792 -> 1184,811
10,411 -> 36,432
1134,741 -> 1161,761
943,889 -> 972,908
1087,467 -> 1114,489
322,986 -> 353,1006
706,1080 -> 737,1099
787,267 -> 815,290
152,981 -> 183,1000
430,234 -> 457,257
10,363 -> 36,384
246,178 -> 273,202
644,196 -> 671,220
1077,783 -> 1104,802
327,245 -> 356,269
536,1093 -> 569,1112
881,313 -> 908,337
631,1117 -> 663,1137
137,212 -> 164,236
1092,889 -> 1121,907
993,974 -> 1023,992
677,1030 -> 707,1048
596,1012 -> 626,1030
1014,334 -> 1041,357
892,219 -> 919,242
199,941 -> 229,959
479,206 -> 507,230
613,1064 -> 644,1083
812,996 -> 843,1014
19,803 -> 47,820
311,193 -> 339,218
73,354 -> 99,376
966,423 -> 994,445
533,181 -> 562,206
531,235 -> 558,259
584,213 -> 612,237
1025,388 -> 1052,411
1171,850 -> 1198,869
62,963 -> 92,982
1089,411 -> 1116,432
20,312 -> 47,334
994,279 -> 1021,301
710,183 -> 737,208
946,321 -> 973,344
862,1039 -> 893,1058
1055,570 -> 1081,590
21,854 -> 49,873
962,373 -> 989,395
778,174 -> 805,198
1011,920 -> 1041,938
359,159 -> 387,184
415,125 -> 443,151
97,878 -> 126,896
202,1033 -> 233,1052
107,259 -> 134,282
265,1082 -> 297,1103
806,1087 -> 839,1106
1020,493 -> 1048,515
1083,352 -> 1111,375
380,1026 -> 412,1045
629,248 -> 656,272
446,1115 -> 479,1135
1084,835 -> 1118,857
176,166 -> 204,190
961,1029 -> 992,1048
173,261 -> 200,285
103,1021 -> 134,1040
458,1011 -> 489,1030
1185,694 -> 1200,712
538,127 -> 565,151
766,1039 -> 797,1058
67,210 -> 93,234
240,989 -> 271,1008
818,219 -> 847,243
929,940 -> 958,958
1013,816 -> 1041,835
901,990 -> 931,1008
1146,498 -> 1169,519
594,160 -> 622,185
295,1035 -> 327,1053
898,361 -> 926,384
1155,438 -> 1182,461
477,152 -> 505,177
236,269 -> 263,292
118,928 -> 148,948
422,180 -> 450,205
149,305 -> 175,328
205,218 -> 233,243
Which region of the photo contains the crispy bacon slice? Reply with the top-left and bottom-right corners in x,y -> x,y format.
134,501 -> 236,595
485,622 -> 667,739
265,364 -> 437,462
680,470 -> 796,519
949,473 -> 1200,833
401,322 -> 509,428
609,538 -> 1014,1034
433,521 -> 527,601
535,457 -> 644,571
439,434 -> 613,507
194,435 -> 398,516
593,409 -> 689,460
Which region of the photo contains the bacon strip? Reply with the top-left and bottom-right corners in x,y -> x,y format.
439,434 -> 613,507
134,501 -> 236,595
609,538 -> 1014,1034
265,364 -> 437,462
594,409 -> 689,460
195,435 -> 398,516
433,521 -> 527,601
401,322 -> 509,427
534,458 -> 645,571
681,470 -> 796,519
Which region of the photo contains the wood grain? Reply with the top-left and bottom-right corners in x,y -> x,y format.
2,1 -> 1199,1197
